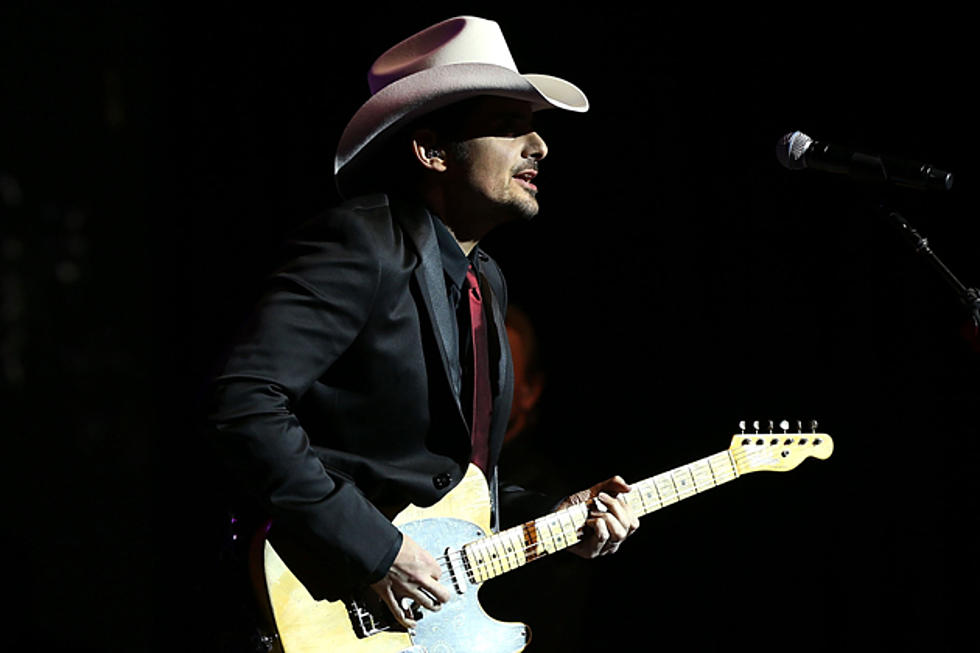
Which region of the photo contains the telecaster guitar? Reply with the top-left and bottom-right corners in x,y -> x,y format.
259,424 -> 834,652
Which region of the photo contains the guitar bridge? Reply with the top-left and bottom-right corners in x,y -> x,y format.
346,593 -> 403,638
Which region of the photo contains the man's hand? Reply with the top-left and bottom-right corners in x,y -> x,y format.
370,533 -> 452,629
560,475 -> 639,559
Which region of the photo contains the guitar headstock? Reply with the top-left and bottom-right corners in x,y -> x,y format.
729,420 -> 834,474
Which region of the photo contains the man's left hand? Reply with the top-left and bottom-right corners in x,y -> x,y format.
559,475 -> 639,559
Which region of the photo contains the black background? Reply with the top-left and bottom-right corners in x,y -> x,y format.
3,4 -> 977,651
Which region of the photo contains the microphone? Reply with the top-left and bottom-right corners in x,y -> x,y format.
776,131 -> 953,191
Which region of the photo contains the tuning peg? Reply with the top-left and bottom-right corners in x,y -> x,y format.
739,420 -> 746,434
767,420 -> 774,433
810,419 -> 819,433
780,419 -> 789,432
752,420 -> 760,433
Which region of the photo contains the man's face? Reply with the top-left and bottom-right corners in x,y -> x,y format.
446,97 -> 549,223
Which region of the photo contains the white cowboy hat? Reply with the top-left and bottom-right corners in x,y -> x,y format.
334,16 -> 589,197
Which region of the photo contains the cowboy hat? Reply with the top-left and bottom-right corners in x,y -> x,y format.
334,16 -> 589,197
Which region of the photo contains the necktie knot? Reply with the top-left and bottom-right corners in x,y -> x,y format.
466,266 -> 481,301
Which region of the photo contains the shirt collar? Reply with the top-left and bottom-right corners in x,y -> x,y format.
431,212 -> 477,291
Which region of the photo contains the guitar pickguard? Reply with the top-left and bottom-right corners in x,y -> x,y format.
399,517 -> 530,652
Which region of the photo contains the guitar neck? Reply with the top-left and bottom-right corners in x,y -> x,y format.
463,449 -> 738,584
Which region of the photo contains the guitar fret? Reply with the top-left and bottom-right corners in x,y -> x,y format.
626,450 -> 741,518
540,514 -> 562,554
500,527 -> 525,570
489,536 -> 511,574
480,538 -> 502,577
671,466 -> 697,500
625,490 -> 644,518
689,458 -> 716,492
553,512 -> 573,550
634,478 -> 661,515
464,540 -> 489,583
653,472 -> 678,506
537,516 -> 554,554
708,451 -> 738,483
474,537 -> 503,582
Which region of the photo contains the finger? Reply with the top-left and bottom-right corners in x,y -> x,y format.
601,540 -> 621,555
605,495 -> 640,533
595,494 -> 632,540
588,516 -> 610,551
595,510 -> 629,546
383,586 -> 417,629
418,575 -> 452,604
613,501 -> 640,534
414,585 -> 445,611
597,475 -> 631,495
591,517 -> 624,556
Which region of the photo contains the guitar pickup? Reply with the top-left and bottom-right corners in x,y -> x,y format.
444,546 -> 468,594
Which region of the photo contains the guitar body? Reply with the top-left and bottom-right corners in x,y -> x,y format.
261,464 -> 531,652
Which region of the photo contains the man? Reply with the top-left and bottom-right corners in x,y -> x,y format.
208,15 -> 638,634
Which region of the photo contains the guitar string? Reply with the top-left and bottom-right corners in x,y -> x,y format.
437,482 -> 711,582
427,442 -> 824,585
428,449 -> 751,584
432,454 -> 740,580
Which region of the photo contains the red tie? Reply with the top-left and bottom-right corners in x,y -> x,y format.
466,265 -> 491,474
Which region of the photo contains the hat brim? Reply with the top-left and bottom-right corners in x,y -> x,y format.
334,62 -> 588,197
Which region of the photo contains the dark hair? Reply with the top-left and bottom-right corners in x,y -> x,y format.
343,97 -> 487,197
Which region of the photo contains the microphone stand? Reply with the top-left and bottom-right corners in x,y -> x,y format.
879,206 -> 980,332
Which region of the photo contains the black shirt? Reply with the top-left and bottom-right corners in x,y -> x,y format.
432,213 -> 481,430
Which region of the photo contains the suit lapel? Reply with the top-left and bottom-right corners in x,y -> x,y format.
479,270 -> 510,398
389,195 -> 463,409
479,271 -> 513,473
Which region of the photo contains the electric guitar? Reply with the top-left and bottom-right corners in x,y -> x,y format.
258,424 -> 833,652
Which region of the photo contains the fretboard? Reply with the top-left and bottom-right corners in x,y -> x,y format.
463,449 -> 739,583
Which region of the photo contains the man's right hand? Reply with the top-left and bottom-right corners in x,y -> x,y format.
370,534 -> 452,629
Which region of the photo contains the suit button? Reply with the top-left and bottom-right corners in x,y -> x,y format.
432,472 -> 452,490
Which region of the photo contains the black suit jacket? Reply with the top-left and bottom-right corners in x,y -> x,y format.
208,193 -> 515,599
